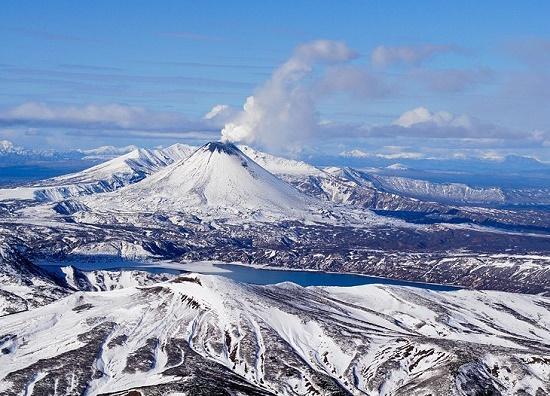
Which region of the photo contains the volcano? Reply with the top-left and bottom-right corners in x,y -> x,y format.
87,141 -> 316,218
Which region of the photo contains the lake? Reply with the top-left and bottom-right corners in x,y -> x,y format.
38,258 -> 461,291
203,263 -> 460,291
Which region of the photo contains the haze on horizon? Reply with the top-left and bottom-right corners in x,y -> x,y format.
1,1 -> 550,162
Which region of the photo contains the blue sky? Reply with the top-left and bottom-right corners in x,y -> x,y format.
1,1 -> 550,160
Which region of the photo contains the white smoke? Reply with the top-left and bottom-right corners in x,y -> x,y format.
221,40 -> 357,152
203,104 -> 230,120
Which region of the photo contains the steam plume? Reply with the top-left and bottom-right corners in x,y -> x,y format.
221,40 -> 357,152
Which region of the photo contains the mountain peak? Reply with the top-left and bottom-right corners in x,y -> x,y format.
202,141 -> 241,156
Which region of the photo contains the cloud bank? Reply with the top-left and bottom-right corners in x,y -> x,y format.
365,107 -> 547,145
0,102 -> 220,136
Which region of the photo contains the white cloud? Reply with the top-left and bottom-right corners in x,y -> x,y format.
376,151 -> 425,159
0,102 -> 216,134
363,107 -> 550,146
371,44 -> 456,68
393,107 -> 472,129
202,104 -> 240,125
324,107 -> 549,153
203,104 -> 230,120
219,40 -> 543,155
2,102 -> 175,129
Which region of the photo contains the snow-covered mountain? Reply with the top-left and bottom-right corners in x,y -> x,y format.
0,140 -> 544,209
0,140 -> 24,155
57,265 -> 175,292
48,143 -> 195,187
86,142 -> 317,219
0,140 -> 111,164
76,145 -> 138,160
242,150 -> 550,209
0,273 -> 548,395
367,174 -> 506,205
238,147 -> 545,208
0,140 -> 154,163
0,143 -> 196,202
236,149 -> 507,207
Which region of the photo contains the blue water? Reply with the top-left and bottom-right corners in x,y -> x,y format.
39,258 -> 460,291
211,264 -> 460,291
0,162 -> 98,186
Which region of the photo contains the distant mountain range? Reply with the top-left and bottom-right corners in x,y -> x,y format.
3,139 -> 549,176
333,150 -> 550,173
1,140 -> 549,210
0,140 -> 142,163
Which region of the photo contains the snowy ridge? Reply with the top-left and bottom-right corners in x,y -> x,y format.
0,143 -> 196,202
0,273 -> 548,395
370,174 -> 506,205
233,147 -> 509,207
77,145 -> 138,160
239,145 -> 324,176
155,142 -> 198,163
59,266 -> 175,291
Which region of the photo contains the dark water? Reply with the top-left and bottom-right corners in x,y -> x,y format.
0,162 -> 98,186
39,259 -> 460,291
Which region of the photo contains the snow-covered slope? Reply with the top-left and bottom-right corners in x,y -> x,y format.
58,265 -> 175,291
48,149 -> 166,184
0,244 -> 67,316
368,174 -> 506,205
47,143 -> 196,190
0,273 -> 548,395
223,149 -> 438,211
239,145 -> 324,176
238,147 -> 367,205
88,142 -> 317,219
156,142 -> 198,163
0,143 -> 197,202
233,148 -> 508,208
